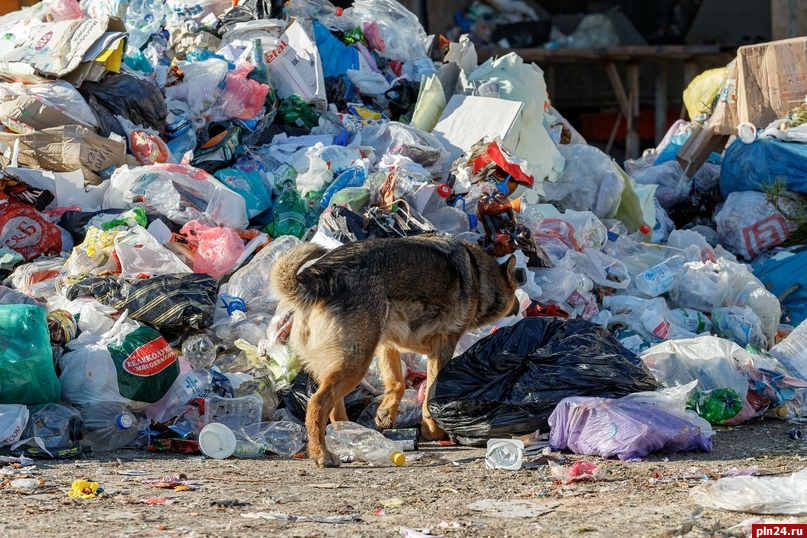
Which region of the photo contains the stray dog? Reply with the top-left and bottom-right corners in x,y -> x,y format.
271,234 -> 521,467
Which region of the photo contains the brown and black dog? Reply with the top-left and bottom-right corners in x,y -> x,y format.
271,234 -> 520,467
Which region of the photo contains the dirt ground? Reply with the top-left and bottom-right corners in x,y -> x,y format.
1,418 -> 805,538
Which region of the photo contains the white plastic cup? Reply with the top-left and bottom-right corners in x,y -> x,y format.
199,423 -> 237,459
737,122 -> 758,144
485,439 -> 524,470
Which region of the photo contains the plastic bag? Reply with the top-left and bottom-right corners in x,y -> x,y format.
351,0 -> 429,63
58,314 -> 179,411
357,122 -> 449,175
118,116 -> 177,166
712,306 -> 767,349
428,317 -> 659,444
631,160 -> 692,210
46,0 -> 85,21
0,305 -> 61,405
180,220 -> 245,280
721,137 -> 807,197
753,246 -> 807,327
214,168 -> 271,218
0,81 -> 98,129
103,163 -> 249,230
691,468 -> 807,516
682,67 -> 727,124
0,404 -> 29,446
715,191 -> 795,260
9,257 -> 67,301
548,394 -> 712,461
211,63 -> 269,122
64,225 -> 120,276
114,225 -> 192,278
65,273 -> 218,330
0,202 -> 63,261
541,144 -> 624,219
78,73 -> 167,132
639,336 -> 755,424
226,235 -> 302,313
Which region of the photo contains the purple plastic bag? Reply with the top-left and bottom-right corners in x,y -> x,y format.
548,396 -> 712,461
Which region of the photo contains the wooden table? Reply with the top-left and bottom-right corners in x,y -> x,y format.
476,45 -> 735,158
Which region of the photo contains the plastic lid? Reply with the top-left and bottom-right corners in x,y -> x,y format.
436,183 -> 451,198
467,213 -> 479,229
116,414 -> 134,430
776,405 -> 788,418
639,224 -> 651,235
199,423 -> 237,459
390,451 -> 405,466
335,6 -> 343,15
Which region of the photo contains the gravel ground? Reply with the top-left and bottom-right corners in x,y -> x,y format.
1,418 -> 805,538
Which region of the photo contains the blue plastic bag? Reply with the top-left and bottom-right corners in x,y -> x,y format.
753,246 -> 807,326
721,138 -> 807,197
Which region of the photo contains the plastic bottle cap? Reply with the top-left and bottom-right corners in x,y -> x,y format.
776,405 -> 788,418
334,6 -> 343,15
390,451 -> 405,466
116,414 -> 134,430
467,213 -> 479,229
496,182 -> 510,195
199,423 -> 237,459
639,224 -> 651,235
436,183 -> 451,198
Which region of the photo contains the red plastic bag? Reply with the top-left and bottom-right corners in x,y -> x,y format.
180,220 -> 245,280
0,203 -> 62,261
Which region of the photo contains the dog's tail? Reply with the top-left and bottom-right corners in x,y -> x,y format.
271,242 -> 331,307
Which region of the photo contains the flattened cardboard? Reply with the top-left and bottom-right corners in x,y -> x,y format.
0,94 -> 91,133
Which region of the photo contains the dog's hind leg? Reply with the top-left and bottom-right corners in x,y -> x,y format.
420,335 -> 460,441
374,346 -> 405,430
329,398 -> 348,423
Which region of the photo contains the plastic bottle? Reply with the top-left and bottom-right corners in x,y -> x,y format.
22,403 -> 84,449
271,180 -> 308,239
686,388 -> 744,424
238,421 -> 307,457
247,38 -> 277,107
325,421 -> 405,466
198,422 -> 267,459
668,308 -> 713,334
320,163 -> 368,209
634,255 -> 686,297
80,402 -> 139,453
181,334 -> 218,370
149,368 -> 214,423
426,206 -> 478,235
770,321 -> 807,381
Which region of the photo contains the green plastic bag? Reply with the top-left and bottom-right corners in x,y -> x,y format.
0,304 -> 60,405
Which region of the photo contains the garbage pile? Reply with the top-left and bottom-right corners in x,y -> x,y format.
0,0 -> 806,474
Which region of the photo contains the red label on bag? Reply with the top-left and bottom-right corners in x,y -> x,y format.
0,203 -> 62,261
122,336 -> 176,377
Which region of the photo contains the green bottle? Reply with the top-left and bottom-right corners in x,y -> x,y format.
247,38 -> 277,107
271,180 -> 308,239
686,388 -> 744,424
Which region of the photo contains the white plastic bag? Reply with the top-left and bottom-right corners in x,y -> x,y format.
0,404 -> 29,446
715,191 -> 795,260
114,225 -> 192,278
691,468 -> 807,516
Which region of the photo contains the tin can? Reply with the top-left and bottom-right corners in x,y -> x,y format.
47,309 -> 77,345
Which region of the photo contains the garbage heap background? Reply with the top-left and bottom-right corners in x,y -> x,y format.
1,0 -> 807,468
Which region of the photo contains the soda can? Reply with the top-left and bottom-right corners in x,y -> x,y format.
47,309 -> 77,346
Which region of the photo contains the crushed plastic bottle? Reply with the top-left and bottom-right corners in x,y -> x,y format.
80,402 -> 139,453
181,334 -> 219,369
634,255 -> 686,297
325,421 -> 405,466
686,388 -> 744,424
238,421 -> 307,457
21,403 -> 84,454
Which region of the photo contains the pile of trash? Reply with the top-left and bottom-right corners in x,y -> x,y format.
0,0 -> 806,483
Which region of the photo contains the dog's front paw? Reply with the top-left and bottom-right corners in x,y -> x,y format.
420,416 -> 447,441
374,405 -> 398,430
314,450 -> 341,468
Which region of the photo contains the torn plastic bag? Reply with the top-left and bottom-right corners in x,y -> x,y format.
358,122 -> 449,175
0,304 -> 61,405
180,220 -> 245,280
103,163 -> 249,230
78,73 -> 167,132
215,0 -> 284,35
548,394 -> 712,461
428,317 -> 659,444
65,273 -> 218,330
639,336 -> 755,424
715,191 -> 796,260
58,313 -> 179,411
691,468 -> 807,516
114,225 -> 192,278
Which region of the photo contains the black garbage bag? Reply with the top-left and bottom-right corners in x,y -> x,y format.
280,372 -> 375,423
428,317 -> 659,445
79,73 -> 167,132
65,274 -> 218,330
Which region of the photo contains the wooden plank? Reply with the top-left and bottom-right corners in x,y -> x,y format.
626,62 -> 640,159
654,61 -> 669,145
476,45 -> 727,64
604,62 -> 630,117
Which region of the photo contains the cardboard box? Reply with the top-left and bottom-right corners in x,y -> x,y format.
0,17 -> 126,85
676,124 -> 729,177
0,126 -> 126,186
0,94 -> 93,133
736,37 -> 807,128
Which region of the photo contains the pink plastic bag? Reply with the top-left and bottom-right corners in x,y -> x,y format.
46,0 -> 85,21
180,220 -> 245,280
212,64 -> 269,121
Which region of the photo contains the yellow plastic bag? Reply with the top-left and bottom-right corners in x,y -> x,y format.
68,480 -> 102,499
683,68 -> 728,124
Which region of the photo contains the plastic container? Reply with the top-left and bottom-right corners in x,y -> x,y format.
238,421 -> 307,457
202,394 -> 263,432
325,421 -> 405,466
668,308 -> 713,334
485,438 -> 524,470
80,402 -> 139,453
634,255 -> 685,297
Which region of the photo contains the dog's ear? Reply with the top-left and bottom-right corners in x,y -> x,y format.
501,255 -> 518,284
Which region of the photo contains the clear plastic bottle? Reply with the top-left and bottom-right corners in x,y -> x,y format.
271,180 -> 309,239
770,321 -> 807,381
181,334 -> 219,369
320,163 -> 368,209
149,368 -> 213,423
426,206 -> 477,235
80,402 -> 139,453
634,255 -> 686,297
238,421 -> 307,457
325,421 -> 405,466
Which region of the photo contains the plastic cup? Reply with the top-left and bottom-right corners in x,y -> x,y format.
199,423 -> 237,459
737,122 -> 758,144
485,439 -> 524,470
